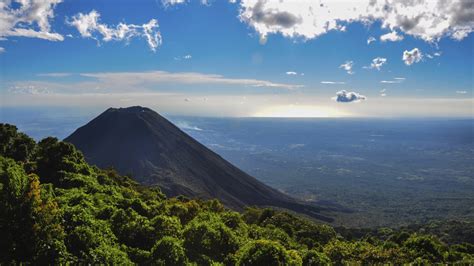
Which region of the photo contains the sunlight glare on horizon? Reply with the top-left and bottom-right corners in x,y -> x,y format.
252,105 -> 348,118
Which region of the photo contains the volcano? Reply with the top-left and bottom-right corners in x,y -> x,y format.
65,106 -> 332,221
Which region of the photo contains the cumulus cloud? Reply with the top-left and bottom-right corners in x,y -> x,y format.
403,48 -> 423,65
67,10 -> 162,52
286,71 -> 297,75
0,0 -> 64,41
339,61 -> 354,75
333,90 -> 366,103
366,57 -> 387,70
380,31 -> 404,42
237,0 -> 474,43
367,36 -> 376,44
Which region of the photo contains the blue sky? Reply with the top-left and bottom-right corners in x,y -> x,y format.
0,0 -> 473,117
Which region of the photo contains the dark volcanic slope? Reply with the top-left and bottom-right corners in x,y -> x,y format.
65,106 -> 332,220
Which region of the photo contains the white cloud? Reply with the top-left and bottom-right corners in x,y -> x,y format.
426,51 -> 442,59
0,47 -> 4,53
175,121 -> 203,131
403,48 -> 423,65
321,81 -> 346,85
237,0 -> 474,43
161,0 -> 188,7
67,10 -> 162,52
0,0 -> 64,41
456,90 -> 468,94
380,31 -> 404,42
367,36 -> 376,44
381,77 -> 405,84
339,61 -> 354,75
333,90 -> 366,103
286,71 -> 297,75
5,70 -> 303,96
37,72 -> 72,77
174,54 -> 192,60
8,85 -> 52,95
367,57 -> 387,70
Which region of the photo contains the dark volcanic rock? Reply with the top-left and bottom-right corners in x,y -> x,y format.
65,106 -> 332,220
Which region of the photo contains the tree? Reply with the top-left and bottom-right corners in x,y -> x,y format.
302,250 -> 331,265
151,214 -> 182,239
403,234 -> 444,262
151,237 -> 187,265
0,124 -> 36,162
236,239 -> 293,266
35,137 -> 90,186
0,157 -> 67,263
111,208 -> 155,250
183,213 -> 240,263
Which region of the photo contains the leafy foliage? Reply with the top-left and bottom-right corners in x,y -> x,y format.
0,123 -> 473,264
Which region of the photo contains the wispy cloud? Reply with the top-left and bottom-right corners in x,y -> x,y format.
367,36 -> 376,45
364,57 -> 387,70
286,71 -> 298,75
339,61 -> 354,75
81,71 -> 303,90
37,73 -> 72,77
321,81 -> 345,85
174,54 -> 192,60
5,70 -> 303,96
381,77 -> 405,84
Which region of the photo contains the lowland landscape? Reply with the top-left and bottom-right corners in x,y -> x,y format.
1,107 -> 473,264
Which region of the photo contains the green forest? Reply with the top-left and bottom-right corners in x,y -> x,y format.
0,123 -> 473,265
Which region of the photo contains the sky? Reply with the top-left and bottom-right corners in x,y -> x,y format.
0,0 -> 473,117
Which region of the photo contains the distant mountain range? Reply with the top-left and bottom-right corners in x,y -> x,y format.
65,106 -> 332,221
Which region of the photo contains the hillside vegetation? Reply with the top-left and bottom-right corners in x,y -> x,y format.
0,123 -> 472,264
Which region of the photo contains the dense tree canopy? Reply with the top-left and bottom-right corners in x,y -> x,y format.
0,123 -> 473,264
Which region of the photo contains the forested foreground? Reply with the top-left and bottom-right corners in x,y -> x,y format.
0,123 -> 473,265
